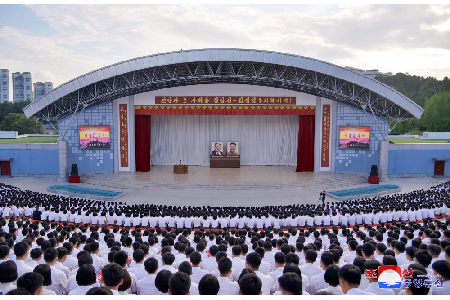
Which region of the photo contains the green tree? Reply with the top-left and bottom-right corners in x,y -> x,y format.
421,91 -> 450,132
0,113 -> 44,135
0,100 -> 32,125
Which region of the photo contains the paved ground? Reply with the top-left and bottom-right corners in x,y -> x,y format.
1,167 -> 448,207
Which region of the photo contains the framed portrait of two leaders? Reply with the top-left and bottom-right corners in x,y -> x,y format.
211,141 -> 239,156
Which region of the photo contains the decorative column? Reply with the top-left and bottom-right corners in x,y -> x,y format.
378,140 -> 389,181
321,105 -> 331,168
57,140 -> 68,182
119,104 -> 129,168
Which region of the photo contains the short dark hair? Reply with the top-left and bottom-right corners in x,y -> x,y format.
305,249 -> 318,262
218,257 -> 233,275
285,253 -> 299,265
168,272 -> 191,295
324,265 -> 340,286
408,270 -> 430,295
144,257 -> 158,274
76,264 -> 96,286
6,288 -> 32,295
17,272 -> 44,295
101,263 -> 124,287
30,248 -> 43,260
113,250 -> 129,267
0,260 -> 18,283
338,264 -> 361,285
278,273 -> 302,295
133,249 -> 145,263
57,247 -> 68,260
198,274 -> 220,295
13,241 -> 29,257
43,247 -> 58,263
362,242 -> 375,256
0,245 -> 10,259
320,251 -> 334,268
178,261 -> 192,276
86,287 -> 113,295
190,251 -> 201,265
432,260 -> 450,279
383,255 -> 397,266
155,270 -> 172,293
414,250 -> 432,268
238,273 -> 262,295
162,252 -> 175,265
33,264 -> 52,286
246,252 -> 262,269
274,252 -> 286,265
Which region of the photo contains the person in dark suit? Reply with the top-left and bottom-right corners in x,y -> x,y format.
32,206 -> 42,221
212,143 -> 223,156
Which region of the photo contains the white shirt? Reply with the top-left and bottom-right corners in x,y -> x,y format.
136,274 -> 158,295
191,267 -> 209,284
217,276 -> 239,295
317,285 -> 344,295
432,280 -> 450,295
300,263 -> 323,278
0,282 -> 17,294
68,285 -> 94,295
346,287 -> 376,295
128,263 -> 148,281
48,265 -> 68,295
14,259 -> 34,279
309,271 -> 328,295
255,270 -> 273,295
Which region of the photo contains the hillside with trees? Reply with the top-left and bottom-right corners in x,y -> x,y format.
375,73 -> 450,134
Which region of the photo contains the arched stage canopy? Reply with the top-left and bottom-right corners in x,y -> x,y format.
23,48 -> 423,121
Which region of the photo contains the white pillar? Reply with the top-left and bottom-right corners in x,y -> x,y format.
57,140 -> 68,182
378,140 -> 389,182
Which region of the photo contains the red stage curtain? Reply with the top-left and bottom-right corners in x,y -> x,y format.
135,115 -> 151,172
296,115 -> 315,172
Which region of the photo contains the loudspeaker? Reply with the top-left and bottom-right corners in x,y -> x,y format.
71,164 -> 78,176
370,165 -> 378,177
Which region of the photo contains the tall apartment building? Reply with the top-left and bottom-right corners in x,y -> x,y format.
34,82 -> 53,100
0,69 -> 8,103
12,72 -> 32,102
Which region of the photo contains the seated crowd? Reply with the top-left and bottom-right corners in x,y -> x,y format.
0,181 -> 449,295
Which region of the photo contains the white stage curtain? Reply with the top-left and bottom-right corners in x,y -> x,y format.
151,115 -> 299,166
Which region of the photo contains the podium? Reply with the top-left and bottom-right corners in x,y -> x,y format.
368,176 -> 379,184
174,165 -> 188,174
69,176 -> 81,183
210,156 -> 240,168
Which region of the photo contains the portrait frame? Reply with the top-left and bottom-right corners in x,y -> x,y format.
211,141 -> 224,156
227,141 -> 239,156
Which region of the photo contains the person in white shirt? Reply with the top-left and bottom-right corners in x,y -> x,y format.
101,263 -> 124,295
278,272 -> 303,295
128,249 -> 148,281
217,257 -> 239,295
300,249 -> 323,278
189,251 -> 209,284
255,247 -> 272,274
136,257 -> 159,295
55,247 -> 71,278
431,260 -> 450,295
339,264 -> 375,295
61,242 -> 78,271
0,261 -> 17,294
316,265 -> 344,295
43,247 -> 68,295
12,241 -> 34,279
268,252 -> 286,293
231,246 -> 246,281
68,264 -> 97,295
245,252 -> 273,295
309,251 -> 334,295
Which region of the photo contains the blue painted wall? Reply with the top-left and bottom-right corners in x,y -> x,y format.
59,102 -> 115,174
334,103 -> 388,173
0,147 -> 58,174
388,145 -> 450,175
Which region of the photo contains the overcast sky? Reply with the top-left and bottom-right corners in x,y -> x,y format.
1,3 -> 449,101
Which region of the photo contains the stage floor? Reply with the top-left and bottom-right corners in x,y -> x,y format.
1,166 -> 448,207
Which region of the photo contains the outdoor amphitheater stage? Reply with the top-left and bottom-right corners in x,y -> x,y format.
1,166 -> 448,208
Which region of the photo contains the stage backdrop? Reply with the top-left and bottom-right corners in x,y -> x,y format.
150,115 -> 299,166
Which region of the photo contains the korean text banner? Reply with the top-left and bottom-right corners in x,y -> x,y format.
79,126 -> 111,150
339,126 -> 370,150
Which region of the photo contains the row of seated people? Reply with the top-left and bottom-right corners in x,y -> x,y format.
0,181 -> 449,230
0,213 -> 450,295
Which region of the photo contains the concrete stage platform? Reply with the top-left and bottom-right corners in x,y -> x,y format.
0,166 -> 448,207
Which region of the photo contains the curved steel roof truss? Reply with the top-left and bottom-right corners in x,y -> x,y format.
24,50 -> 423,123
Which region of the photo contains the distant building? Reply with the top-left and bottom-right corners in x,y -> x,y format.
344,67 -> 393,79
0,69 -> 9,103
34,82 -> 53,100
12,72 -> 32,102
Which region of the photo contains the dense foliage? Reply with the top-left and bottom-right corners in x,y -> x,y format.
376,74 -> 450,133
